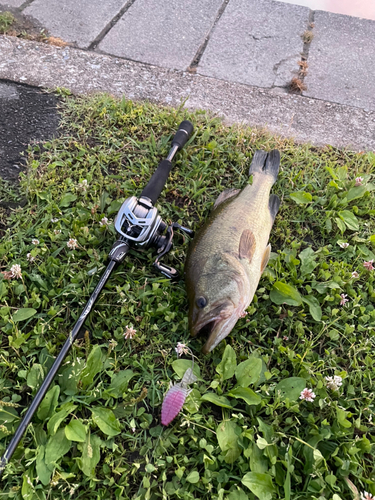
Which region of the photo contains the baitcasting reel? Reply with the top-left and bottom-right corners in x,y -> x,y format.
113,194 -> 193,278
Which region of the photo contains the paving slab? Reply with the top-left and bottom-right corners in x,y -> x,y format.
1,36 -> 374,152
23,0 -> 127,49
198,0 -> 310,88
0,0 -> 25,7
98,0 -> 223,70
303,11 -> 375,111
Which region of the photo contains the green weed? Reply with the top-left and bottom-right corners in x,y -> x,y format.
0,11 -> 14,34
0,93 -> 374,499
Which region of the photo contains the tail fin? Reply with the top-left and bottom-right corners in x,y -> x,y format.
249,149 -> 280,184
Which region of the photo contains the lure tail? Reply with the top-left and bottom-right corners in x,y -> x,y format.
181,367 -> 197,386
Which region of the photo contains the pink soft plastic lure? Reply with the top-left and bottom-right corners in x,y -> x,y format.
161,368 -> 197,426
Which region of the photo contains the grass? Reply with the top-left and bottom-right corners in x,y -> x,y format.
0,93 -> 375,500
0,11 -> 14,34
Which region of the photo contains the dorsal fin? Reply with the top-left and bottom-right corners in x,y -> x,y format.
260,244 -> 271,273
239,229 -> 256,262
213,188 -> 240,210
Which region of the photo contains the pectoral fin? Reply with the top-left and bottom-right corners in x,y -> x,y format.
239,229 -> 256,262
213,188 -> 240,210
260,244 -> 271,274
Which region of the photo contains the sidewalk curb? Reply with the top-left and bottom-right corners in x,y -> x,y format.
1,35 -> 374,151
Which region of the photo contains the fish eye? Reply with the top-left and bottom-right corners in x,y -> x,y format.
196,296 -> 207,308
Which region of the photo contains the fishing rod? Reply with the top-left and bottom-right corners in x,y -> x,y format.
0,120 -> 194,478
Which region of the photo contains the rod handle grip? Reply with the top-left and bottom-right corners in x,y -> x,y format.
140,159 -> 172,205
171,120 -> 194,150
140,121 -> 193,204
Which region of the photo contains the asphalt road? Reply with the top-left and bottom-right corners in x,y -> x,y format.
0,80 -> 59,181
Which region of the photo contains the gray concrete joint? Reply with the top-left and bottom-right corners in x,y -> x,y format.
92,46 -> 169,70
302,9 -> 316,60
0,0 -> 37,12
295,9 -> 316,91
88,0 -> 138,50
19,0 -> 36,10
188,0 -> 229,71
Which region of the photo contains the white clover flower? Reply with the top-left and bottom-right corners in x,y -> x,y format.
340,293 -> 349,306
175,342 -> 190,357
69,484 -> 79,496
99,217 -> 109,226
54,229 -> 62,235
67,238 -> 78,250
78,179 -> 88,192
27,253 -> 35,263
361,492 -> 375,500
364,260 -> 374,271
51,218 -> 59,223
31,238 -> 39,245
124,325 -> 137,339
325,375 -> 343,391
338,242 -> 349,249
299,388 -> 316,402
355,176 -> 364,187
352,271 -> 359,279
10,264 -> 22,279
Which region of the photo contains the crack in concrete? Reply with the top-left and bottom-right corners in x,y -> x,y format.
272,54 -> 299,87
251,35 -> 274,41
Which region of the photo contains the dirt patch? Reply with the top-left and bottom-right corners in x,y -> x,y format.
0,8 -> 68,45
0,8 -> 47,41
0,80 -> 60,181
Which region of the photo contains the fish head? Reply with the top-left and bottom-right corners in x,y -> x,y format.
187,253 -> 250,353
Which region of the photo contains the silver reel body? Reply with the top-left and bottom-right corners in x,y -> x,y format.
114,195 -> 163,247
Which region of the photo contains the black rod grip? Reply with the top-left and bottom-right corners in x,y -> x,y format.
171,120 -> 194,150
140,159 -> 172,205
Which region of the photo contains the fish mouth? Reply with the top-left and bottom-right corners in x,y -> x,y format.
191,308 -> 238,354
194,318 -> 220,340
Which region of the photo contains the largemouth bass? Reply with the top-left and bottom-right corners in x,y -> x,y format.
185,149 -> 281,353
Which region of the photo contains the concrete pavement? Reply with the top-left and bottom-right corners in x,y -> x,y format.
0,0 -> 375,150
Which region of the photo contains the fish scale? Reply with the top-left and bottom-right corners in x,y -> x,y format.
185,150 -> 281,353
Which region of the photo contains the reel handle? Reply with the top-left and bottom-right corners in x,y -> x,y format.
140,121 -> 193,204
